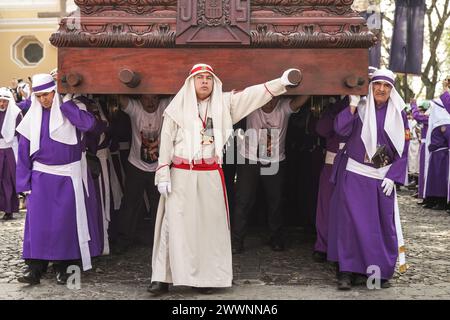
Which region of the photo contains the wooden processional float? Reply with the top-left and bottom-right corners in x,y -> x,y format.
50,0 -> 377,95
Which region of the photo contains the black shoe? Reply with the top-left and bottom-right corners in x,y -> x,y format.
337,272 -> 352,290
232,240 -> 244,254
193,287 -> 214,295
2,212 -> 14,220
312,251 -> 327,263
431,203 -> 446,210
352,273 -> 368,286
423,202 -> 435,209
17,270 -> 40,285
56,271 -> 69,285
407,182 -> 417,190
147,282 -> 169,296
380,279 -> 391,289
269,238 -> 285,252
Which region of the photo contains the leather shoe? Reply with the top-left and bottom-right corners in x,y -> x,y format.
56,271 -> 69,285
312,251 -> 326,263
432,202 -> 446,210
2,212 -> 14,220
269,238 -> 285,252
337,272 -> 352,290
423,202 -> 435,209
352,273 -> 368,286
380,279 -> 391,289
147,282 -> 169,296
17,270 -> 40,285
193,287 -> 214,295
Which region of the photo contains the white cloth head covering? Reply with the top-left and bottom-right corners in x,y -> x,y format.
16,73 -> 77,156
368,66 -> 378,79
0,87 -> 21,144
358,68 -> 406,159
164,63 -> 233,163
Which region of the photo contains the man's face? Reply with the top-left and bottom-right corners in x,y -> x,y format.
0,98 -> 8,110
35,91 -> 55,109
194,72 -> 213,100
372,82 -> 392,105
139,94 -> 159,113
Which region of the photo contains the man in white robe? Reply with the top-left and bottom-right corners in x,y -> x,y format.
148,63 -> 301,295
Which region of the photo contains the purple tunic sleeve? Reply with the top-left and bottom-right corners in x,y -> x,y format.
385,111 -> 410,185
440,91 -> 450,109
17,98 -> 31,113
334,105 -> 358,137
16,135 -> 32,192
316,97 -> 349,138
411,101 -> 429,125
60,100 -> 96,132
316,112 -> 334,138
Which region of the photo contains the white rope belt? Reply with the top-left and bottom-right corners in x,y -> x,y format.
0,138 -> 13,149
325,151 -> 337,165
33,160 -> 92,271
346,157 -> 391,180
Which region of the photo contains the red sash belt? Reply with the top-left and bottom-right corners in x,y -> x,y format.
172,160 -> 230,229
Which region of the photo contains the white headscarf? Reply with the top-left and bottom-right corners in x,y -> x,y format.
0,87 -> 21,144
16,73 -> 77,156
358,69 -> 406,159
164,63 -> 233,163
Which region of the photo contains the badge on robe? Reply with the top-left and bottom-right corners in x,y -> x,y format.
405,128 -> 411,141
201,117 -> 214,145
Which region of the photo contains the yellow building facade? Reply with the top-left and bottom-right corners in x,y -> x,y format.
0,0 -> 76,88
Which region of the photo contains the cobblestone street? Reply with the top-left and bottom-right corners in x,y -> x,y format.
1,189 -> 450,300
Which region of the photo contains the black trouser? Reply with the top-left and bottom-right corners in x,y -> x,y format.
115,162 -> 159,247
232,161 -> 286,243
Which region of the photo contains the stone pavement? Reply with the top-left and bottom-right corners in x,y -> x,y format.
1,189 -> 450,300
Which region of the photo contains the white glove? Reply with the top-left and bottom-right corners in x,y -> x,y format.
157,182 -> 171,197
381,178 -> 395,197
349,95 -> 361,107
280,68 -> 301,86
23,191 -> 31,195
63,93 -> 73,103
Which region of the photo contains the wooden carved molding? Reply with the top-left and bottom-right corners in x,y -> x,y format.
75,0 -> 354,5
176,0 -> 250,45
250,24 -> 375,48
51,0 -> 376,48
74,0 -> 355,15
50,16 -> 176,47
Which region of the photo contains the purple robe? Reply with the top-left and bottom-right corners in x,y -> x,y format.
17,100 -> 102,261
425,126 -> 450,198
327,102 -> 409,280
81,116 -> 108,258
314,97 -> 347,253
411,101 -> 429,198
0,111 -> 21,213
